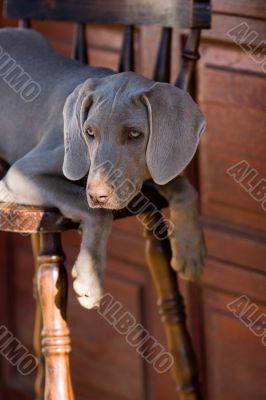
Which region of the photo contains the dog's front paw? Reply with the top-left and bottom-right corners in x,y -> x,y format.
72,256 -> 104,310
169,228 -> 206,281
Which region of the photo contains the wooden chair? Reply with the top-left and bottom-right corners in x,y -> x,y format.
0,1 -> 211,399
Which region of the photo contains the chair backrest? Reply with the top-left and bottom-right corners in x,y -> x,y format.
5,0 -> 211,27
4,0 -> 211,90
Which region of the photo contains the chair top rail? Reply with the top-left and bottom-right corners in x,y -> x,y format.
4,0 -> 211,29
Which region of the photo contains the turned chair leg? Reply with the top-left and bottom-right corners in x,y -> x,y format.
37,232 -> 74,400
31,233 -> 45,400
144,215 -> 202,400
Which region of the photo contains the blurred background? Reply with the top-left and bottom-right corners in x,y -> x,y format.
0,1 -> 266,399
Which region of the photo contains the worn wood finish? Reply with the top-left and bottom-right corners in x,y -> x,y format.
0,202 -> 78,233
0,158 -> 77,235
0,181 -> 168,233
2,2 -> 266,399
1,1 -> 210,398
37,233 -> 74,400
5,0 -> 211,29
31,233 -> 45,400
144,217 -> 202,400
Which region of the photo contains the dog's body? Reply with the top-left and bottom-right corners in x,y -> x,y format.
0,28 -> 206,309
0,28 -> 112,165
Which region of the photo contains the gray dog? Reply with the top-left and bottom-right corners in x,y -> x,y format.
0,28 -> 205,309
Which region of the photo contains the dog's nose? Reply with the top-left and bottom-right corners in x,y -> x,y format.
89,188 -> 112,204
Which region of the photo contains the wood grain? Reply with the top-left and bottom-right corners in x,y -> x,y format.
31,233 -> 45,400
5,0 -> 211,28
37,233 -> 74,400
212,0 -> 266,19
1,1 -> 266,399
0,203 -> 77,233
144,215 -> 202,400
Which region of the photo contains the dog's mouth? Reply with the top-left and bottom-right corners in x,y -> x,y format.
88,200 -> 128,210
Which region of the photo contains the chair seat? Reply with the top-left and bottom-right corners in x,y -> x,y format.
0,202 -> 78,233
0,182 -> 168,234
0,157 -> 168,234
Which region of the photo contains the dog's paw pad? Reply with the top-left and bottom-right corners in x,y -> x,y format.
73,274 -> 103,310
77,295 -> 102,310
178,259 -> 204,282
73,278 -> 88,297
171,236 -> 206,281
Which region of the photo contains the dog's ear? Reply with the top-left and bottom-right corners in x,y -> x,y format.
142,83 -> 205,185
63,80 -> 93,181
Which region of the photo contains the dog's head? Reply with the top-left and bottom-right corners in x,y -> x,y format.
63,72 -> 205,210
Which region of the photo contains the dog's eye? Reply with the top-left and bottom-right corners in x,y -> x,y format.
86,127 -> 95,137
128,131 -> 142,139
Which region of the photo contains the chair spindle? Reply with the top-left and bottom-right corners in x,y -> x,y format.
175,28 -> 201,92
19,19 -> 31,28
144,214 -> 202,400
119,25 -> 135,72
154,27 -> 173,83
72,22 -> 88,64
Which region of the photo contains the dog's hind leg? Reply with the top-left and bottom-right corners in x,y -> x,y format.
157,176 -> 206,281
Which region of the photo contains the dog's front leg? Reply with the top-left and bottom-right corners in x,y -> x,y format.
157,176 -> 206,281
71,211 -> 113,309
0,161 -> 113,309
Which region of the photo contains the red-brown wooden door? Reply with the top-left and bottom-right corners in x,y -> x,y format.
0,1 -> 266,399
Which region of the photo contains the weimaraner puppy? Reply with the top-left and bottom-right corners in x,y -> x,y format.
0,28 -> 206,309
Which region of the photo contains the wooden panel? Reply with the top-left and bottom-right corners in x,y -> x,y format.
4,0 -> 211,28
202,259 -> 266,302
201,147 -> 266,231
63,230 -> 178,400
203,289 -> 266,400
0,232 -> 13,391
203,219 -> 266,275
0,0 -> 15,27
31,21 -> 123,69
69,273 -> 146,400
193,9 -> 266,397
1,1 -> 266,400
212,0 -> 266,19
202,14 -> 266,46
199,53 -> 266,231
0,229 -> 178,399
0,233 -> 35,395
